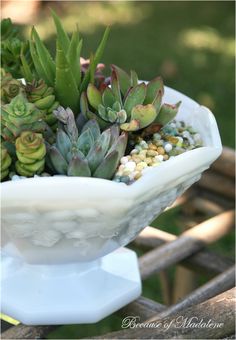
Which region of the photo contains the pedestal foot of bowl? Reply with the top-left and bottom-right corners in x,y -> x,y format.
1,247 -> 141,325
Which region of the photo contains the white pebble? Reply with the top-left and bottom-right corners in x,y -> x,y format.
193,133 -> 202,143
164,143 -> 172,152
182,131 -> 190,138
12,175 -> 25,181
128,173 -> 135,180
189,137 -> 195,145
124,161 -> 136,171
140,141 -> 148,149
130,149 -> 138,155
119,164 -> 125,171
120,156 -> 129,164
176,136 -> 183,144
169,122 -> 176,128
153,133 -> 161,140
135,145 -> 142,152
155,155 -> 164,162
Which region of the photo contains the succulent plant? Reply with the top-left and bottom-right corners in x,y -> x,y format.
1,18 -> 33,79
25,79 -> 59,130
29,10 -> 110,114
1,18 -> 18,40
1,143 -> 12,180
80,57 -> 107,90
83,65 -> 181,134
1,68 -> 25,104
1,94 -> 46,142
47,106 -> 127,179
15,131 -> 46,176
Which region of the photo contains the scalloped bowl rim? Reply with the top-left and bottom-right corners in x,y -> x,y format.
1,86 -> 222,206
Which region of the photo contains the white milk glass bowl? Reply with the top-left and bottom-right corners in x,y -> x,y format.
1,86 -> 222,325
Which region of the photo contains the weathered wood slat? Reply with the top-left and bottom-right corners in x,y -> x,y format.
188,197 -> 224,215
1,325 -> 56,339
197,171 -> 235,199
147,265 -> 235,321
181,249 -> 234,275
200,188 -> 235,209
118,296 -> 165,322
135,226 -> 234,275
139,211 -> 234,279
1,209 -> 234,339
97,288 -> 235,339
173,267 -> 198,302
212,146 -> 235,178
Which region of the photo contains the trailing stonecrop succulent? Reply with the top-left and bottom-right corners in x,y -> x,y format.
1,143 -> 12,180
15,131 -> 46,176
27,10 -> 109,114
82,65 -> 181,134
46,106 -> 127,179
1,94 -> 46,142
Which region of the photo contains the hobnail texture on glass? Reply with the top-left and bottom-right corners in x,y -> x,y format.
1,87 -> 222,264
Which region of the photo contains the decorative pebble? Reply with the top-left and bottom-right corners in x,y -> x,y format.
12,175 -> 25,181
164,143 -> 172,153
124,161 -> 136,171
140,140 -> 148,149
113,119 -> 203,185
120,176 -> 130,184
153,133 -> 161,141
155,155 -> 164,162
120,156 -> 129,164
130,149 -> 138,155
156,147 -> 165,155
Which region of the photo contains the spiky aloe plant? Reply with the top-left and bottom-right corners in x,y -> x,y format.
1,94 -> 46,142
47,106 -> 127,179
25,79 -> 59,130
1,143 -> 12,181
28,10 -> 110,114
82,65 -> 181,134
15,131 -> 46,176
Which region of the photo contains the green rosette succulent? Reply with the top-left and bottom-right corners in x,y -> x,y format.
1,68 -> 25,104
82,65 -> 181,134
47,106 -> 127,179
25,79 -> 59,130
1,143 -> 12,181
1,18 -> 33,80
1,94 -> 45,142
15,131 -> 46,176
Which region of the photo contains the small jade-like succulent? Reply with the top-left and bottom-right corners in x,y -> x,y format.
1,143 -> 12,181
25,79 -> 59,130
1,68 -> 25,104
82,65 -> 181,133
1,94 -> 45,142
15,131 -> 46,176
47,106 -> 127,179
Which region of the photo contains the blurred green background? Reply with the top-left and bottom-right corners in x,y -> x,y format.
2,1 -> 234,338
4,0 -> 235,147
